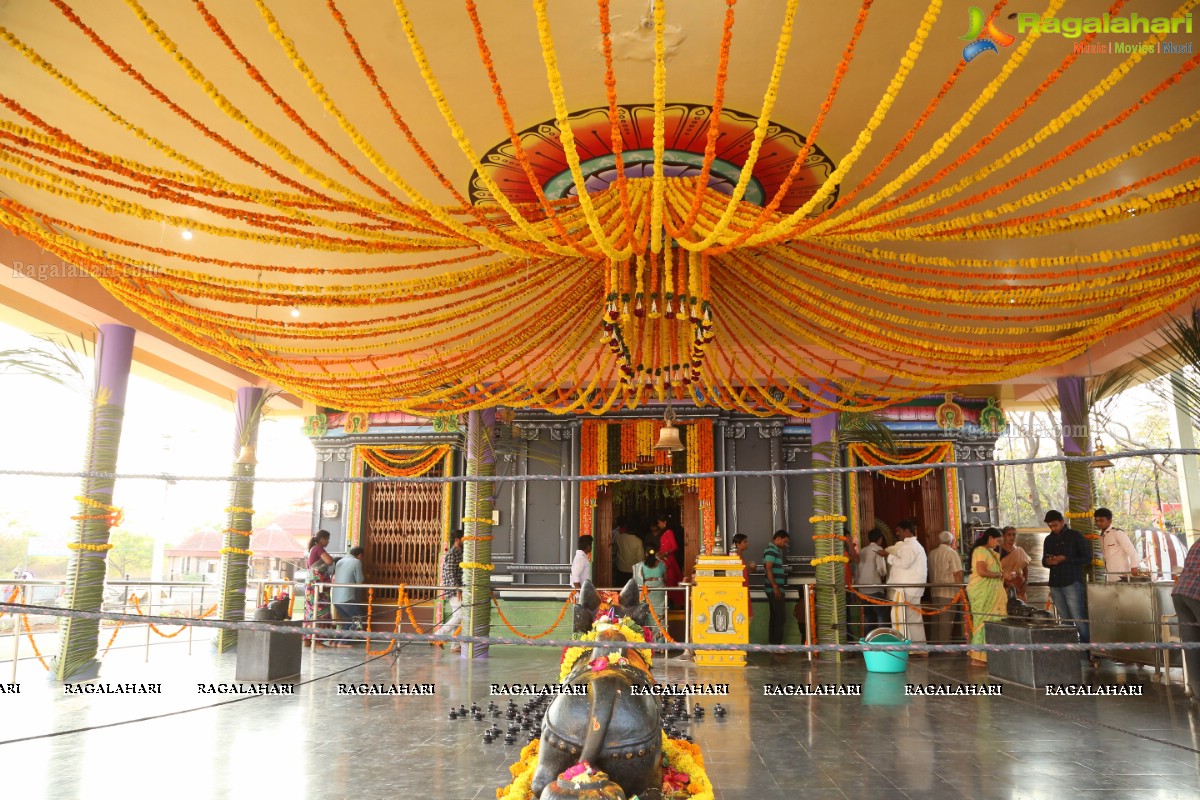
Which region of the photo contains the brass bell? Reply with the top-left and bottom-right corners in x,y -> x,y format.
1089,443 -> 1114,472
654,407 -> 685,453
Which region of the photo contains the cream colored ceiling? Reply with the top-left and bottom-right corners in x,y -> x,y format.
0,0 -> 1198,415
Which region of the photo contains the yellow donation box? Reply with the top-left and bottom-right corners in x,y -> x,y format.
691,554 -> 748,667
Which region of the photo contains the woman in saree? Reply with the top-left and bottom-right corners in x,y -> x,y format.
999,526 -> 1032,602
967,527 -> 1009,666
304,529 -> 335,647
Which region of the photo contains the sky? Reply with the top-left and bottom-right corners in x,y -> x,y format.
0,321 -> 316,550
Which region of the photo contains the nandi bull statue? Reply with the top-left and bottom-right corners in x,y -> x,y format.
531,579 -> 663,800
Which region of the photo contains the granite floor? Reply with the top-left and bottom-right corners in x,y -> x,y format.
2,638 -> 1200,800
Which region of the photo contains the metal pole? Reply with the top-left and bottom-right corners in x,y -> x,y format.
144,590 -> 151,663
187,590 -> 194,657
10,588 -> 21,683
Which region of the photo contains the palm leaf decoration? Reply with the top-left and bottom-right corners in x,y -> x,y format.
1086,364 -> 1138,431
1139,311 -> 1200,428
837,410 -> 896,454
0,333 -> 89,393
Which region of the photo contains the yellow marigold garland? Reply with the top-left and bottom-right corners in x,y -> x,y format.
559,620 -> 652,682
67,542 -> 114,552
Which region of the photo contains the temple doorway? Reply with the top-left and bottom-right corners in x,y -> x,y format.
594,483 -> 699,588
862,471 -> 946,552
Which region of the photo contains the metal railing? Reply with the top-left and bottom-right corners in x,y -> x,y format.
1,578 -> 694,674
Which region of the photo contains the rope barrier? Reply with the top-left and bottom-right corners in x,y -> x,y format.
3,447 -> 1198,484
7,600 -> 1200,655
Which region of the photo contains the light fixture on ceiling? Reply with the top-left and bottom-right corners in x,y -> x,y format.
181,228 -> 194,240
290,306 -> 301,318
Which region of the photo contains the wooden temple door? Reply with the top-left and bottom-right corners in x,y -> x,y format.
595,491 -> 614,588
918,471 -> 947,552
681,492 -> 700,581
362,460 -> 446,612
855,476 -> 875,546
871,471 -> 945,551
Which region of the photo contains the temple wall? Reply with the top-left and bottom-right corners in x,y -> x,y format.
305,405 -> 1002,581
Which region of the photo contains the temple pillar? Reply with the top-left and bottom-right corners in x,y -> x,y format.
52,323 -> 135,681
1171,310 -> 1200,542
1170,372 -> 1200,543
810,391 -> 845,652
1058,376 -> 1099,579
216,387 -> 265,652
463,409 -> 496,659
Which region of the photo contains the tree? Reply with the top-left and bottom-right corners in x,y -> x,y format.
106,530 -> 154,579
995,391 -> 1184,531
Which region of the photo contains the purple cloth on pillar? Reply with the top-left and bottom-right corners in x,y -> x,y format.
95,324 -> 135,408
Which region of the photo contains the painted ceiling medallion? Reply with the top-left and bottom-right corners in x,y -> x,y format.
469,103 -> 838,215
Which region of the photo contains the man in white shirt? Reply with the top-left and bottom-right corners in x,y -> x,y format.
927,531 -> 963,644
856,529 -> 889,634
570,536 -> 593,589
1095,507 -> 1143,581
886,519 -> 928,650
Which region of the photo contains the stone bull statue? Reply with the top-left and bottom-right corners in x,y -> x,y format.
531,580 -> 663,800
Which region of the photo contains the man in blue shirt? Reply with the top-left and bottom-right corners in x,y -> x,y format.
1041,510 -> 1092,646
763,530 -> 790,645
332,546 -> 366,648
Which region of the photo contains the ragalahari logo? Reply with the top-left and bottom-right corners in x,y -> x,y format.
961,6 -> 1015,62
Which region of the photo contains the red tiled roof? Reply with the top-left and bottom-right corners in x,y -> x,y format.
165,524 -> 307,559
164,530 -> 223,558
250,524 -> 306,558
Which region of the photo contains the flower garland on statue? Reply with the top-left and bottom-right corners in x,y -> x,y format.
559,618 -> 653,683
496,734 -> 714,800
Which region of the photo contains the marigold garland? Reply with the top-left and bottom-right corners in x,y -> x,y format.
1,0 -> 1198,417
21,600 -> 50,671
67,542 -> 114,552
492,594 -> 573,640
559,620 -> 653,682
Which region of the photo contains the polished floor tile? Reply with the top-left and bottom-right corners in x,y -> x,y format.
2,640 -> 1200,799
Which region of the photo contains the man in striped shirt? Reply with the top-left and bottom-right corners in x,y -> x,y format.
434,530 -> 464,652
763,530 -> 790,645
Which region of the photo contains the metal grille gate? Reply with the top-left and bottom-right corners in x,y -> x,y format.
362,460 -> 445,602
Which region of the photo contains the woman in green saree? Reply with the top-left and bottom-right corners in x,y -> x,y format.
967,527 -> 1009,665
